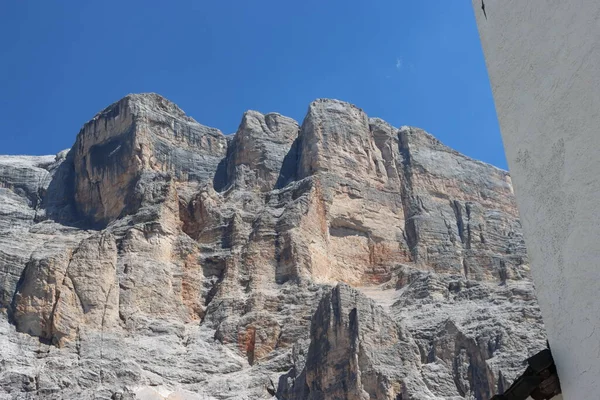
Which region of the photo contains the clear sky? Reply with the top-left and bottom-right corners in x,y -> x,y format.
0,1 -> 506,168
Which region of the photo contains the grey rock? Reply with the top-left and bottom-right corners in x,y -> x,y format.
0,94 -> 546,399
277,284 -> 431,400
71,93 -> 227,227
223,110 -> 299,192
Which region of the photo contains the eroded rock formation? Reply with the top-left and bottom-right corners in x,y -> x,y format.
0,93 -> 545,399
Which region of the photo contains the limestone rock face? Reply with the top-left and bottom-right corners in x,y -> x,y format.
277,285 -> 429,400
224,110 -> 299,191
0,93 -> 546,400
71,93 -> 227,227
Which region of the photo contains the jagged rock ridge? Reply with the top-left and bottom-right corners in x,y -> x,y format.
0,93 -> 545,400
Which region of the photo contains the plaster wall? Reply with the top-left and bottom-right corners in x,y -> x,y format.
472,1 -> 600,398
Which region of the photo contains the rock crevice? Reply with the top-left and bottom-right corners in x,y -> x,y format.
0,93 -> 545,400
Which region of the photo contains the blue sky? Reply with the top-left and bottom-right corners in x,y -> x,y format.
0,1 -> 506,168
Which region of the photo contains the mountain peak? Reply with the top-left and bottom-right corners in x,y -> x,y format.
0,94 -> 544,399
89,92 -> 194,126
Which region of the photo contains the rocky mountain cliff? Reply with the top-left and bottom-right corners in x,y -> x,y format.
0,93 -> 546,400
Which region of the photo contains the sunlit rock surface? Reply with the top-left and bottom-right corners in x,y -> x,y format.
0,94 -> 545,399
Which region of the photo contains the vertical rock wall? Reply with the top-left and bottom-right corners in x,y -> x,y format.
0,93 -> 545,400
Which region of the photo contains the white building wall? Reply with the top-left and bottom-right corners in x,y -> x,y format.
472,1 -> 600,398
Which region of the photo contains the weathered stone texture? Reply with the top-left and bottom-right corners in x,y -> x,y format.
72,93 -> 227,227
0,93 -> 545,399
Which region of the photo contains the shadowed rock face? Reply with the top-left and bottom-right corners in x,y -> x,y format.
71,93 -> 227,228
0,93 -> 545,400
